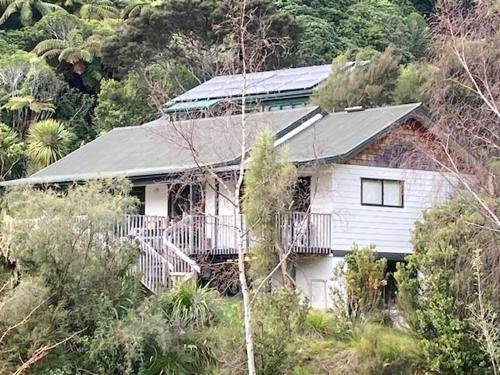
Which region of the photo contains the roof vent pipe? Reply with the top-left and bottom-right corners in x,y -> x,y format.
344,106 -> 364,112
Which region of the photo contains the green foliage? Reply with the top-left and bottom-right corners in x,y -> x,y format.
27,118 -> 73,167
102,0 -> 299,77
303,309 -> 352,341
54,83 -> 95,146
0,182 -> 222,374
396,196 -> 497,374
312,47 -> 401,111
253,288 -> 309,375
0,0 -> 63,27
243,127 -> 296,285
275,0 -> 429,65
81,281 -> 219,374
78,0 -> 119,20
121,0 -> 151,19
158,280 -> 221,329
339,1 -> 429,62
343,244 -> 387,320
274,0 -> 353,64
0,122 -> 26,180
393,62 -> 436,104
0,180 -> 142,372
330,323 -> 424,375
0,26 -> 42,52
34,13 -> 105,80
94,71 -> 154,131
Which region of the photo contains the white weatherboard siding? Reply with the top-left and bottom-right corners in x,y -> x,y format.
311,164 -> 453,254
145,183 -> 169,216
218,179 -> 236,216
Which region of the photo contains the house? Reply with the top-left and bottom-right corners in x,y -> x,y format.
0,66 -> 456,308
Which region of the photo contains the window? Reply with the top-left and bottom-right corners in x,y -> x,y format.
130,186 -> 145,215
361,178 -> 403,207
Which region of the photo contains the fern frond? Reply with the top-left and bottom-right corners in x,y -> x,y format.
41,48 -> 63,60
33,39 -> 67,55
36,1 -> 64,15
0,1 -> 20,25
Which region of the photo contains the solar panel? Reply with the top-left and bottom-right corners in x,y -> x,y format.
172,64 -> 332,102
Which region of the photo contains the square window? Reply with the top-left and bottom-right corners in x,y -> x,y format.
361,178 -> 404,207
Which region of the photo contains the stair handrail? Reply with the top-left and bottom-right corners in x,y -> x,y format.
134,235 -> 172,292
163,236 -> 201,274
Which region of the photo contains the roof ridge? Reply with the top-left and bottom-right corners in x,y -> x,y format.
330,102 -> 422,115
205,64 -> 332,81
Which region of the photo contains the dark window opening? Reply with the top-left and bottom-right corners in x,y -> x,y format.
168,184 -> 204,218
130,186 -> 145,215
361,178 -> 404,208
292,176 -> 311,212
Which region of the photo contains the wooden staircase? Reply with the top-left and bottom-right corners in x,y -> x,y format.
131,229 -> 200,294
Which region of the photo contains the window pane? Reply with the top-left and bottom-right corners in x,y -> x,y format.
384,181 -> 402,206
362,180 -> 382,205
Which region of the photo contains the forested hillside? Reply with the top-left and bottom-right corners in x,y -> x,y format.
0,0 -> 434,180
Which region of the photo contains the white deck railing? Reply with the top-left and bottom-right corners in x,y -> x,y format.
122,212 -> 332,256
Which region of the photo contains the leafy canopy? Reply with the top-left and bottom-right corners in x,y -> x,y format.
312,47 -> 401,111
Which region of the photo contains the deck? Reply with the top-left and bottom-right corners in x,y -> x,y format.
121,212 -> 333,256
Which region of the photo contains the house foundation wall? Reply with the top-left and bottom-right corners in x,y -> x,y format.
295,255 -> 344,309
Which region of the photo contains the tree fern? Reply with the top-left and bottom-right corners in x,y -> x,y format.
2,96 -> 55,113
121,0 -> 149,19
0,0 -> 63,25
33,29 -> 103,74
78,0 -> 118,20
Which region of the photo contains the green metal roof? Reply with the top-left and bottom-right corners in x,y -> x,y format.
0,107 -> 321,186
165,99 -> 219,113
284,103 -> 425,163
0,103 -> 426,187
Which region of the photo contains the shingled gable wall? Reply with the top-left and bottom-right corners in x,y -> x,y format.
344,119 -> 444,171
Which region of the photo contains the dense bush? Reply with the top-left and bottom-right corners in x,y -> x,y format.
253,288 -> 309,375
396,196 -> 498,375
0,181 -> 222,374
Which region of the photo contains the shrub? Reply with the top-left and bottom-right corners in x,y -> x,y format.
158,280 -> 221,328
343,245 -> 387,320
331,323 -> 424,375
303,309 -> 352,341
0,179 -> 142,373
81,282 -> 220,375
253,288 -> 309,375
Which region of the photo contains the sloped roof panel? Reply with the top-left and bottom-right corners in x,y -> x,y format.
172,64 -> 332,102
2,107 -> 319,185
283,103 -> 424,163
0,103 -> 426,187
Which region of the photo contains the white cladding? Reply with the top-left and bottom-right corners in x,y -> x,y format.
145,183 -> 168,216
310,164 -> 453,254
295,255 -> 344,309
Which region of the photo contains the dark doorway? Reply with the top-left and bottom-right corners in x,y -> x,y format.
383,260 -> 400,306
131,186 -> 146,215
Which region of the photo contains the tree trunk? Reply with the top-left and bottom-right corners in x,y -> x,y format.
237,232 -> 256,375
